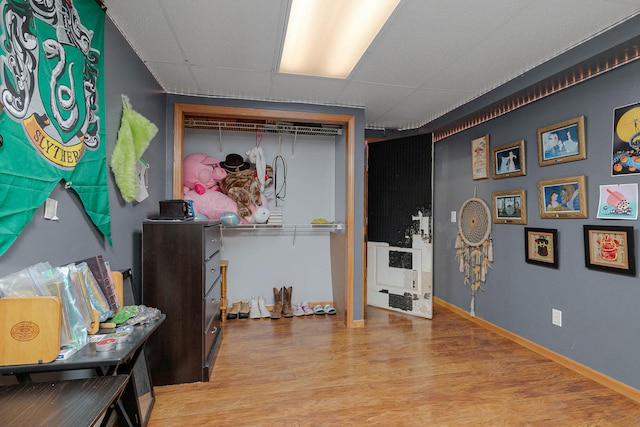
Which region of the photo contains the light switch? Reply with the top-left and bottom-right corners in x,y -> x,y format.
450,211 -> 456,223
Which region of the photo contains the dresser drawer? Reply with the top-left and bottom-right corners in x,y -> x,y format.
204,251 -> 221,295
204,225 -> 221,259
204,279 -> 221,333
204,300 -> 221,356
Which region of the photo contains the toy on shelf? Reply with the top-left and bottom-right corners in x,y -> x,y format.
183,152 -> 272,223
183,153 -> 228,195
219,153 -> 273,222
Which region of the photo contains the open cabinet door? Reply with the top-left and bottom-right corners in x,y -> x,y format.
366,134 -> 433,318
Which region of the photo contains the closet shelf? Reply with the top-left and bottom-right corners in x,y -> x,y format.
184,118 -> 342,137
220,223 -> 345,233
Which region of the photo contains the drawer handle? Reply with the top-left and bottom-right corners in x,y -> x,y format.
210,326 -> 218,334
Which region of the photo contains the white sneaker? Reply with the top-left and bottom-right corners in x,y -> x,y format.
258,297 -> 271,318
292,302 -> 305,316
301,302 -> 313,316
249,296 -> 261,319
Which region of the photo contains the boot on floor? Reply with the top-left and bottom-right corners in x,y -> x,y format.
258,297 -> 271,318
270,287 -> 282,320
249,297 -> 261,319
227,301 -> 241,320
282,286 -> 293,318
239,300 -> 250,319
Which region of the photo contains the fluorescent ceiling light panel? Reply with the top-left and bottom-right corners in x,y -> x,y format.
280,0 -> 401,79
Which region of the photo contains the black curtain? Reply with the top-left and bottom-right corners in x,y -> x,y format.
367,134 -> 432,247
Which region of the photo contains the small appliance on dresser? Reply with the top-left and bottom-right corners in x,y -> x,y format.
142,219 -> 223,385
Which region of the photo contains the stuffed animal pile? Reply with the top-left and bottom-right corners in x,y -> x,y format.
219,164 -> 273,221
182,152 -> 272,223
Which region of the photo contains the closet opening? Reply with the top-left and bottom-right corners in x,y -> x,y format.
171,103 -> 362,327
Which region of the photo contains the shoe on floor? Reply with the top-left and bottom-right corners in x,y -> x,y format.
282,286 -> 294,318
258,297 -> 271,318
292,302 -> 305,316
270,287 -> 282,320
227,301 -> 241,320
324,304 -> 337,315
312,304 -> 325,315
301,302 -> 313,316
239,300 -> 250,319
249,297 -> 261,319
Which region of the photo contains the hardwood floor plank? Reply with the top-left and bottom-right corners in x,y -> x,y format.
148,305 -> 640,426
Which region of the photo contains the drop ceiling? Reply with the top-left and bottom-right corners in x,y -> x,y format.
104,0 -> 640,131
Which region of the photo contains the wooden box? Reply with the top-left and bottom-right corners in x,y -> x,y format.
0,297 -> 61,365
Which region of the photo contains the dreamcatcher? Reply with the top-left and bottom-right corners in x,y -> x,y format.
455,196 -> 493,316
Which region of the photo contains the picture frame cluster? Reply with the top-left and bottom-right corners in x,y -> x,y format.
470,108 -> 637,276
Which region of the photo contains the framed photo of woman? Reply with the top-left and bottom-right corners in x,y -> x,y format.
538,175 -> 588,219
492,139 -> 525,179
537,116 -> 586,167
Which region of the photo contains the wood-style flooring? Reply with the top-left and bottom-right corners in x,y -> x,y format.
148,304 -> 640,426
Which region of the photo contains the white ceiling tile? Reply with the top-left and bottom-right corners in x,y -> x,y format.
145,62 -> 198,94
367,88 -> 475,130
191,67 -> 272,99
337,82 -> 415,121
270,74 -> 348,104
158,0 -> 287,70
105,2 -> 183,63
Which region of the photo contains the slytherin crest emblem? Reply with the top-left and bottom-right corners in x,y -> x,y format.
0,0 -> 100,169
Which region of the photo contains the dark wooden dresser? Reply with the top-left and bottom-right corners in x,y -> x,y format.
142,220 -> 223,385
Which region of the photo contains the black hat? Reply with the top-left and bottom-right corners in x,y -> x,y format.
220,153 -> 250,172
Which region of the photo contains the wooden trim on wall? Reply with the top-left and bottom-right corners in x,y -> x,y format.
173,103 -> 359,328
434,297 -> 640,403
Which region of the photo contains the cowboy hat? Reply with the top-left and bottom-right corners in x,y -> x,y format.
220,153 -> 250,172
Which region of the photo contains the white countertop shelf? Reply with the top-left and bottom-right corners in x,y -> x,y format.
220,223 -> 345,233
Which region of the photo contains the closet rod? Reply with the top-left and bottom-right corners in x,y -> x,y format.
184,118 -> 342,137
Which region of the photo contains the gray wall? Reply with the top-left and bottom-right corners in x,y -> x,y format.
0,18 -> 166,297
434,55 -> 640,389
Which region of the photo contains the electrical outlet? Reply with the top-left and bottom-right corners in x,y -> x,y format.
552,309 -> 562,327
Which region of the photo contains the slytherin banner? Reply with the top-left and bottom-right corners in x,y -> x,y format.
0,0 -> 111,256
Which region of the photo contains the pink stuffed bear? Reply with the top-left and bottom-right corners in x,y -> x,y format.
184,189 -> 267,223
183,153 -> 228,195
184,189 -> 238,221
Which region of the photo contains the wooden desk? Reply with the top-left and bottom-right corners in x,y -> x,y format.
0,315 -> 165,427
0,375 -> 129,426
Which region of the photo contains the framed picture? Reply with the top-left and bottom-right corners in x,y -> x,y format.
524,227 -> 558,268
537,175 -> 588,218
583,225 -> 636,276
492,189 -> 526,224
471,134 -> 489,180
611,102 -> 640,176
597,183 -> 639,220
537,116 -> 586,166
492,139 -> 526,179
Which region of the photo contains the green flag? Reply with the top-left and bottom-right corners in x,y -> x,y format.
0,0 -> 111,256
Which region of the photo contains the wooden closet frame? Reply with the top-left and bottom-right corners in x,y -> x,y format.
172,103 -> 362,328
